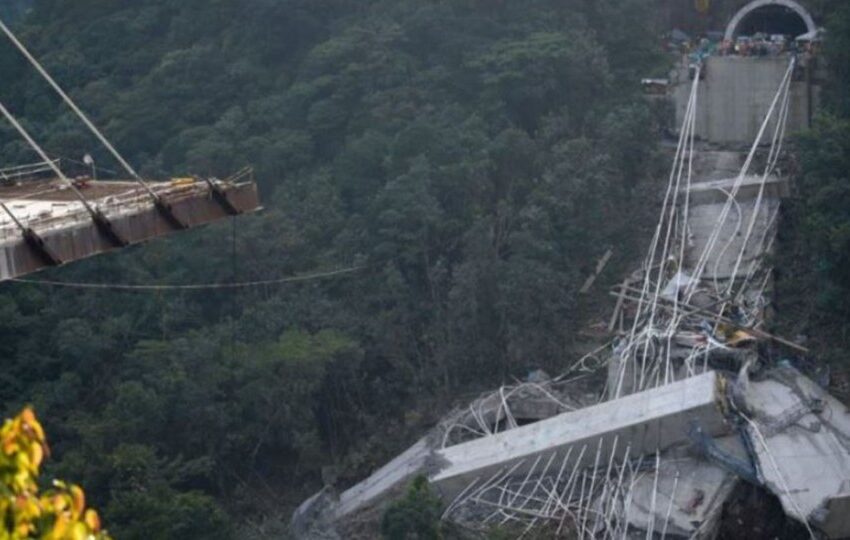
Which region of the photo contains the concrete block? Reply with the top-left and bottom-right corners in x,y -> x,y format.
626,454 -> 738,538
742,368 -> 850,538
430,371 -> 728,501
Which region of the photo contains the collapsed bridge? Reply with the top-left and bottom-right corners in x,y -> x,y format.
294,1 -> 848,539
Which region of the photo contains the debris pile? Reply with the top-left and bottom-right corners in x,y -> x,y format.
294,41 -> 847,540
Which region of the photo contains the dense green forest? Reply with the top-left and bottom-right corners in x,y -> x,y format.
776,4 -> 850,380
0,0 -> 31,22
0,0 -> 847,538
0,1 -> 668,537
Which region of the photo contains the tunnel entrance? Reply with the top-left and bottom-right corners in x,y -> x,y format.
737,5 -> 807,36
724,0 -> 816,40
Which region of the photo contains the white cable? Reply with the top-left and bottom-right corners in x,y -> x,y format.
726,66 -> 793,288
0,17 -> 158,198
685,58 -> 795,297
741,412 -> 816,539
0,100 -> 99,217
684,58 -> 795,302
710,187 -> 743,295
615,72 -> 700,397
736,207 -> 779,304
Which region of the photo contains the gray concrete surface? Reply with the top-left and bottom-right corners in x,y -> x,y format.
0,179 -> 259,280
333,437 -> 431,519
673,55 -> 819,146
430,371 -> 728,502
743,367 -> 850,538
685,187 -> 780,280
626,454 -> 738,538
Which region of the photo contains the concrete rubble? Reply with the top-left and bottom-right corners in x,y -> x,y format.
738,365 -> 850,538
624,454 -> 737,538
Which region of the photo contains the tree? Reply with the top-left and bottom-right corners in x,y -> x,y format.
0,1 -> 668,535
0,407 -> 110,540
380,476 -> 443,540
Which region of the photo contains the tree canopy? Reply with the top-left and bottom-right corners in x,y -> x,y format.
0,0 -> 673,536
775,2 -> 850,373
0,407 -> 109,540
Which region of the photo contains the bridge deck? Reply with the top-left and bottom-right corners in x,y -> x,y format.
0,175 -> 260,280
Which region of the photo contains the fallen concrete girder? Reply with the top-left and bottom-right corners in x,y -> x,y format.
440,378 -> 592,448
291,437 -> 433,539
741,366 -> 850,538
334,437 -> 431,520
430,371 -> 729,502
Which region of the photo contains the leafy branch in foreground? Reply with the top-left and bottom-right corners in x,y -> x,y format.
0,407 -> 110,540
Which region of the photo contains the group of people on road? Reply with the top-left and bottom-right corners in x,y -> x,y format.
670,30 -> 819,64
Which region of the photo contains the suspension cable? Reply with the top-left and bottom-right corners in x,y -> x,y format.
683,57 -> 796,302
0,100 -> 129,247
0,17 -> 157,199
0,101 -> 96,213
613,65 -> 701,398
727,62 -> 793,293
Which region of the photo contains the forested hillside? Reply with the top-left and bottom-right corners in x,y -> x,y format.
0,1 -> 669,537
0,0 -> 31,22
776,4 -> 850,380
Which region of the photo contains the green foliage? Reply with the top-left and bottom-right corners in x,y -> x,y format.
0,407 -> 110,540
822,2 -> 850,117
0,1 -> 32,23
0,0 -> 668,536
797,114 -> 850,307
774,2 -> 850,367
381,476 -> 443,540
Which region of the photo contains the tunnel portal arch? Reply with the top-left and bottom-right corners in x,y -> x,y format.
724,0 -> 816,40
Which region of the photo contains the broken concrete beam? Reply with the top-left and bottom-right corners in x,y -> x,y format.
291,488 -> 342,540
333,437 -> 431,520
290,437 -> 434,538
741,367 -> 850,538
430,371 -> 729,502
